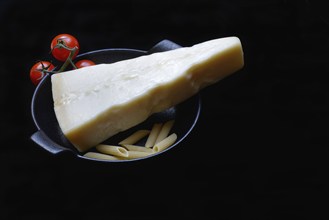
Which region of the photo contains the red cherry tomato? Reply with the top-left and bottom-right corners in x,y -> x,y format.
50,34 -> 80,62
30,61 -> 55,86
75,59 -> 96,68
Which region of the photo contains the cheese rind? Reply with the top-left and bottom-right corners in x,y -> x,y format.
51,37 -> 244,152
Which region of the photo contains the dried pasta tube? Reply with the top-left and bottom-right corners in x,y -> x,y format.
119,130 -> 150,145
122,144 -> 154,153
145,123 -> 163,148
84,152 -> 121,160
96,145 -> 129,157
153,133 -> 177,153
127,151 -> 154,159
155,120 -> 175,144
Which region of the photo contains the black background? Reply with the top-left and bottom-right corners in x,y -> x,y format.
0,0 -> 328,219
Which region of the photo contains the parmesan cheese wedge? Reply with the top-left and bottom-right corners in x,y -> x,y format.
51,37 -> 244,152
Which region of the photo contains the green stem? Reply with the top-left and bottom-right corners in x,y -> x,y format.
55,41 -> 76,51
69,57 -> 77,69
58,46 -> 78,72
43,70 -> 57,74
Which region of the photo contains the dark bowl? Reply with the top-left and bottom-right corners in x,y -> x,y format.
30,40 -> 202,162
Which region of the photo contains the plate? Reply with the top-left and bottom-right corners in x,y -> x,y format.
30,40 -> 202,162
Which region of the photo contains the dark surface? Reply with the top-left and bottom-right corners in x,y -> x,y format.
0,0 -> 328,219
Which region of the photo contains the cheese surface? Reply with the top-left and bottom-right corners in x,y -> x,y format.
51,37 -> 244,152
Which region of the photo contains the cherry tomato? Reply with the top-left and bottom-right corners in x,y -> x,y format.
75,59 -> 96,68
50,34 -> 79,62
30,61 -> 55,86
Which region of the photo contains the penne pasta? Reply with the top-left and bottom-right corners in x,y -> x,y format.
119,130 -> 150,145
122,144 -> 154,153
96,144 -> 129,157
145,123 -> 163,148
84,152 -> 121,161
155,120 -> 175,144
153,133 -> 177,153
126,150 -> 154,159
84,120 -> 178,161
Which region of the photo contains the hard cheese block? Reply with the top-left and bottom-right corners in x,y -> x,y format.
52,37 -> 244,152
